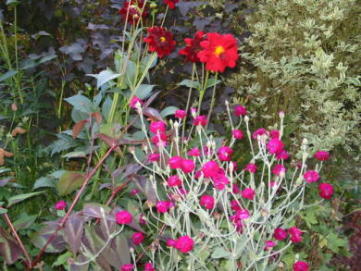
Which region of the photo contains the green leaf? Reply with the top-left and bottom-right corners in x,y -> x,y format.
7,191 -> 44,207
205,77 -> 221,89
0,70 -> 17,82
211,247 -> 231,259
13,213 -> 37,230
160,106 -> 178,118
326,233 -> 347,253
57,171 -> 85,196
178,79 -> 200,89
0,208 -> 7,215
134,84 -> 155,99
52,251 -> 72,267
65,94 -> 94,114
87,69 -> 121,89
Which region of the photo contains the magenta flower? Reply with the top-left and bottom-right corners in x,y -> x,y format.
188,147 -> 201,157
193,115 -> 207,126
241,188 -> 255,200
202,161 -> 220,178
267,138 -> 285,154
264,240 -> 277,250
131,232 -> 145,245
318,183 -> 334,199
212,173 -> 230,190
232,183 -> 240,194
217,146 -> 234,161
252,128 -> 267,139
200,195 -> 215,210
244,163 -> 257,173
148,153 -> 160,162
120,264 -> 134,271
166,239 -> 177,247
167,175 -> 182,187
230,200 -> 241,211
168,156 -> 183,169
55,200 -> 67,210
151,133 -> 167,147
130,189 -> 139,196
232,129 -> 244,139
234,105 -> 247,116
273,228 -> 288,241
272,164 -> 287,176
288,226 -> 303,243
150,121 -> 167,134
293,261 -> 309,271
175,236 -> 194,253
175,109 -> 186,119
156,201 -> 173,213
303,170 -> 320,183
181,159 -> 195,173
143,262 -> 155,271
115,210 -> 133,225
314,150 -> 330,161
276,149 -> 290,160
270,129 -> 280,139
129,96 -> 143,109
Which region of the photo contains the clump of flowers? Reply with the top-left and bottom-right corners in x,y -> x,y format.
123,101 -> 335,270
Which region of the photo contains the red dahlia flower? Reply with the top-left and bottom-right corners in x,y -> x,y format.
179,31 -> 206,62
164,0 -> 179,9
197,33 -> 239,72
119,0 -> 148,25
144,26 -> 176,58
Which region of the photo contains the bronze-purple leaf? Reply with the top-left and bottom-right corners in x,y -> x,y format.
0,227 -> 23,264
30,221 -> 66,253
64,212 -> 84,254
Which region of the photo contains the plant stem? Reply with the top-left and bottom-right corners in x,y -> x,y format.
30,144 -> 117,269
207,72 -> 218,126
1,209 -> 32,269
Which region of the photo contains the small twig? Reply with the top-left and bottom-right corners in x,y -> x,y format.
31,144 -> 117,269
1,208 -> 32,269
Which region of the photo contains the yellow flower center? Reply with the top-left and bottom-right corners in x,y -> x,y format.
160,36 -> 166,42
214,46 -> 225,57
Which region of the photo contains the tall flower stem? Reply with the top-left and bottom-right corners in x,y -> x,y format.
207,72 -> 218,126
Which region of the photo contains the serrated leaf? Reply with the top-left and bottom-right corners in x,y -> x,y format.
57,171 -> 85,196
7,191 -> 44,207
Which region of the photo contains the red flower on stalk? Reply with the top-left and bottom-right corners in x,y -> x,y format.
144,26 -> 176,58
197,33 -> 239,72
164,0 -> 179,9
179,31 -> 206,63
119,0 -> 148,25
